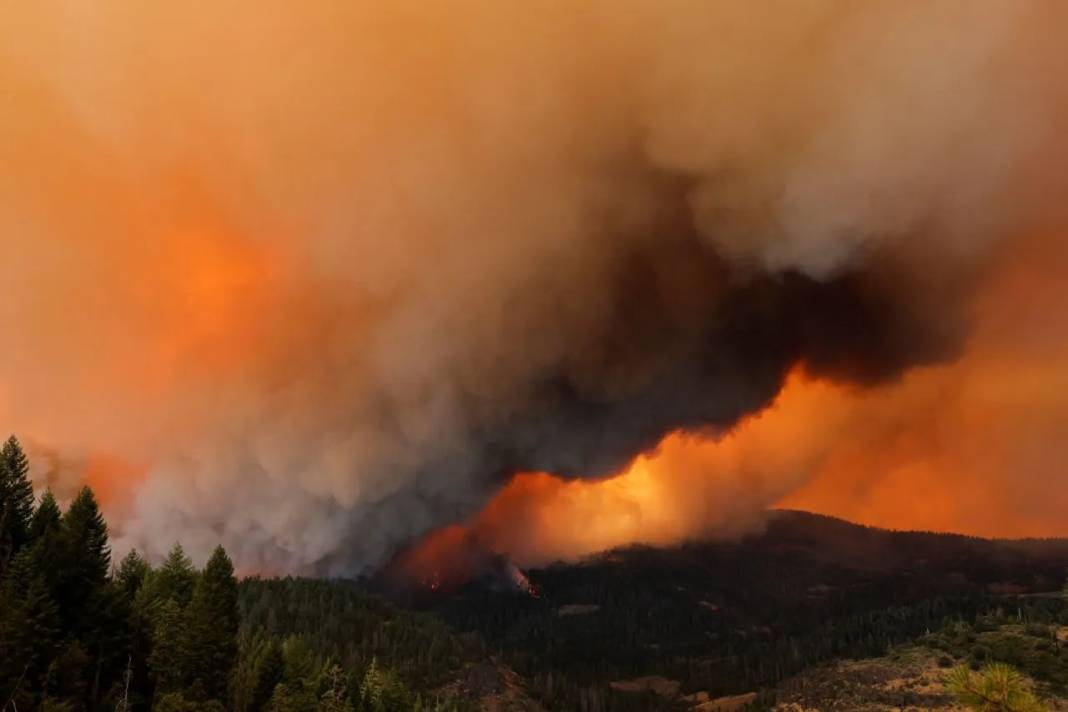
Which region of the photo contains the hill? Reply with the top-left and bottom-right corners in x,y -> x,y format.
428,510 -> 1068,710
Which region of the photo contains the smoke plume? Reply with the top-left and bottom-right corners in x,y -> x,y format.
2,1 -> 1067,573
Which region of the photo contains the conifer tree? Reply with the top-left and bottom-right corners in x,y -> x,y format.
148,598 -> 194,695
0,435 -> 35,572
31,489 -> 62,540
188,546 -> 240,700
358,659 -> 384,712
56,486 -> 111,631
117,549 -> 151,599
154,691 -> 226,712
150,543 -> 198,608
0,550 -> 62,707
319,665 -> 354,712
26,490 -> 64,590
60,487 -> 111,582
44,642 -> 92,709
265,684 -> 316,712
251,641 -> 285,712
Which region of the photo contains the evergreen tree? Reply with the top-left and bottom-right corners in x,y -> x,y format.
58,487 -> 110,594
266,683 -> 316,712
250,642 -> 286,712
148,598 -> 193,695
319,666 -> 354,712
946,662 -> 1048,711
357,659 -> 383,712
0,551 -> 62,708
54,486 -> 111,648
187,546 -> 240,701
0,435 -> 35,572
31,489 -> 62,540
26,490 -> 64,593
117,549 -> 151,599
149,543 -> 198,608
154,691 -> 226,712
43,642 -> 91,711
281,636 -> 321,694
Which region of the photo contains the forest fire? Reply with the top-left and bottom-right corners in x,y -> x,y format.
7,4 -> 1068,711
377,523 -> 539,602
3,0 -> 1068,577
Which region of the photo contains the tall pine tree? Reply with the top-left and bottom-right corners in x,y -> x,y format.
148,598 -> 194,696
250,642 -> 285,712
31,489 -> 61,540
117,549 -> 151,600
0,550 -> 62,709
57,486 -> 111,621
0,435 -> 35,573
27,490 -> 64,592
148,543 -> 197,608
187,546 -> 239,701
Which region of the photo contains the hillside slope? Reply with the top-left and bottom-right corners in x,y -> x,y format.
432,510 -> 1068,710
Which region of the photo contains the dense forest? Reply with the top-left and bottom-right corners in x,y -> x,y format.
5,431 -> 1068,712
433,511 -> 1068,711
0,436 -> 471,712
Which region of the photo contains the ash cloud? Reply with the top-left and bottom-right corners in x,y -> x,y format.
1,1 -> 1066,573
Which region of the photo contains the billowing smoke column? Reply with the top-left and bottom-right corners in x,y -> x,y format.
2,1 -> 1067,573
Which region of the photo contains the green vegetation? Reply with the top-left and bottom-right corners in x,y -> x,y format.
236,578 -> 476,712
946,663 -> 1047,712
5,436 -> 1068,712
0,436 -> 470,712
435,512 -> 1068,711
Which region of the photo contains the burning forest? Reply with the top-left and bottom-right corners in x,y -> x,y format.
3,0 -> 1068,584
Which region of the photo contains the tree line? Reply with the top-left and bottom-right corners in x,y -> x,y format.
0,434 -> 241,711
0,436 -> 465,712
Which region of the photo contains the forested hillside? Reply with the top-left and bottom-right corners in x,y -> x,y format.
5,431 -> 1068,712
434,511 -> 1068,711
0,436 -> 478,712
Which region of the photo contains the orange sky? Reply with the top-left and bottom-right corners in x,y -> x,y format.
3,1 -> 1068,573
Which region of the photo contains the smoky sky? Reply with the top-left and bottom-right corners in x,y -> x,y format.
2,0 -> 1067,573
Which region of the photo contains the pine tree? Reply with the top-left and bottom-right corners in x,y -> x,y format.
250,642 -> 285,712
187,546 -> 240,701
281,636 -> 320,691
266,684 -> 316,712
946,663 -> 1048,712
60,487 -> 111,583
117,549 -> 151,599
26,490 -> 64,593
154,691 -> 226,712
150,543 -> 198,608
31,489 -> 61,540
0,435 -> 35,573
148,598 -> 193,694
319,665 -> 354,712
44,642 -> 91,709
358,658 -> 383,712
56,486 -> 111,633
0,550 -> 62,707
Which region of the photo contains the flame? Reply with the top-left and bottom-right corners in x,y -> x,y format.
446,369 -> 839,566
431,232 -> 1068,570
387,524 -> 481,595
